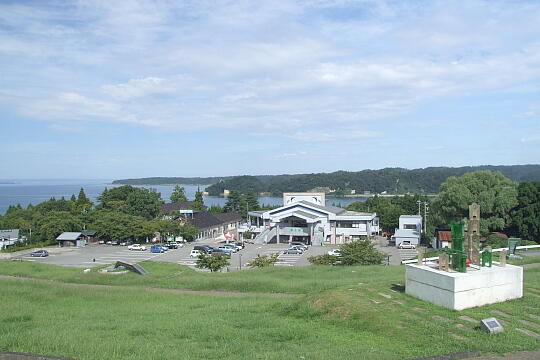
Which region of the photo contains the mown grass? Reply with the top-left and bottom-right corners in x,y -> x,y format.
0,260 -> 404,294
0,260 -> 539,359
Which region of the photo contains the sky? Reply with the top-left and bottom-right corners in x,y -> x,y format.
1,0 -> 539,179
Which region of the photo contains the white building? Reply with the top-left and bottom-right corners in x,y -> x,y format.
0,229 -> 21,250
393,215 -> 422,247
243,193 -> 379,245
399,215 -> 422,233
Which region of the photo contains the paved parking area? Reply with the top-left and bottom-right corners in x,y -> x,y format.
14,242 -> 333,270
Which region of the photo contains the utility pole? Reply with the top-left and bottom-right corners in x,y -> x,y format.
423,202 -> 429,234
416,200 -> 421,215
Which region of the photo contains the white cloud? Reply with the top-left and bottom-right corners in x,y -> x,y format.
2,0 -> 540,142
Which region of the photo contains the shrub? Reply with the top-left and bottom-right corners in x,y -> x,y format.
483,234 -> 508,249
309,240 -> 386,266
308,254 -> 341,265
248,253 -> 279,268
195,253 -> 230,272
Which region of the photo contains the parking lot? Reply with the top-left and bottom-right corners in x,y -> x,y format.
16,242 -> 331,271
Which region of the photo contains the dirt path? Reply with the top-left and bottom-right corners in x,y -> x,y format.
0,274 -> 302,298
465,350 -> 540,360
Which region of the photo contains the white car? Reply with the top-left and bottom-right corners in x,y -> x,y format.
190,250 -> 202,257
327,249 -> 341,257
128,244 -> 146,251
398,241 -> 416,249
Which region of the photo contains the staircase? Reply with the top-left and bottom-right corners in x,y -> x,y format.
253,228 -> 277,244
398,248 -> 418,261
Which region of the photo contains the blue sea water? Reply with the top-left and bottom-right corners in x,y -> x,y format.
0,179 -> 363,215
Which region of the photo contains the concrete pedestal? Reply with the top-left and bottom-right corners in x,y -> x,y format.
405,263 -> 523,310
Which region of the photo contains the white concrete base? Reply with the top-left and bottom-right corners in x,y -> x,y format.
405,263 -> 523,310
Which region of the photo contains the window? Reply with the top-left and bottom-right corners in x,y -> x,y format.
404,224 -> 417,230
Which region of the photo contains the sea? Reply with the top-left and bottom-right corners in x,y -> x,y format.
0,179 -> 364,215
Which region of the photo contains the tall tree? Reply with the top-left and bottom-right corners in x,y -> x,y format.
511,182 -> 540,243
191,187 -> 205,211
223,190 -> 242,212
432,171 -> 518,233
170,185 -> 188,203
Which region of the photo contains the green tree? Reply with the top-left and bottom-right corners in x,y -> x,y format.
248,253 -> 279,268
191,187 -> 205,211
432,171 -> 518,233
170,185 -> 188,203
33,211 -> 82,244
195,253 -> 229,272
76,187 -> 93,212
511,181 -> 540,243
338,239 -> 386,265
179,224 -> 199,241
223,190 -> 242,212
240,189 -> 259,217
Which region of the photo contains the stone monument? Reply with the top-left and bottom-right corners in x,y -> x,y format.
405,203 -> 523,310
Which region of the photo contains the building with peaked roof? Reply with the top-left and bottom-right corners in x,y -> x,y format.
56,232 -> 86,247
244,193 -> 379,245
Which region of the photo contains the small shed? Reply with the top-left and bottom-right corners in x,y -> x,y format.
56,232 -> 86,247
81,230 -> 100,243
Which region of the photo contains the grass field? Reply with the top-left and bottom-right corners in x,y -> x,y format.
1,260 -> 539,360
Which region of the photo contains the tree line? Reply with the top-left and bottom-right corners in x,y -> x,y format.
0,185 -> 201,249
204,165 -> 540,196
346,171 -> 540,244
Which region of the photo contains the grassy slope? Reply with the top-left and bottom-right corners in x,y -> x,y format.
0,261 -> 539,360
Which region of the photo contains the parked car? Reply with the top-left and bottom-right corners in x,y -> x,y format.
290,242 -> 308,250
234,242 -> 245,249
217,246 -> 235,254
110,241 -> 120,246
194,245 -> 213,254
166,242 -> 180,249
128,244 -> 146,251
98,240 -> 106,244
222,244 -> 238,252
190,249 -> 202,257
327,249 -> 342,257
398,241 -> 416,249
213,248 -> 232,257
283,247 -> 303,255
119,241 -> 128,246
150,245 -> 166,253
30,249 -> 49,257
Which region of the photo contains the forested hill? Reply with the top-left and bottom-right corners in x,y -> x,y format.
113,164 -> 540,195
112,176 -> 230,185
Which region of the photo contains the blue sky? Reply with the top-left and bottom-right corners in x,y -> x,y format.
1,0 -> 539,179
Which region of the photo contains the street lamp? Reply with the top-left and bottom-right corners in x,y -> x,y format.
416,200 -> 421,215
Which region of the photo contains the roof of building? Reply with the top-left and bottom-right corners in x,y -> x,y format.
393,229 -> 420,238
400,215 -> 422,219
81,230 -> 97,236
214,212 -> 242,223
161,201 -> 200,215
0,229 -> 19,240
298,200 -> 346,215
438,231 -> 452,242
56,232 -> 83,241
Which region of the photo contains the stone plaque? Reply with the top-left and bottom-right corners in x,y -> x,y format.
480,317 -> 504,335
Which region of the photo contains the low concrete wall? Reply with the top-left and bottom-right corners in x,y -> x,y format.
405,263 -> 523,310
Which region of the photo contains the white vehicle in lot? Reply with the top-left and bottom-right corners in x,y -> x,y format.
128,244 -> 146,251
327,249 -> 341,257
190,250 -> 202,257
398,241 -> 416,249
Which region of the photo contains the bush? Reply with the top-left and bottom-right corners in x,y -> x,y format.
483,234 -> 508,249
248,253 -> 279,268
309,240 -> 386,266
195,253 -> 230,272
308,254 -> 341,265
339,239 -> 386,265
243,231 -> 253,240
